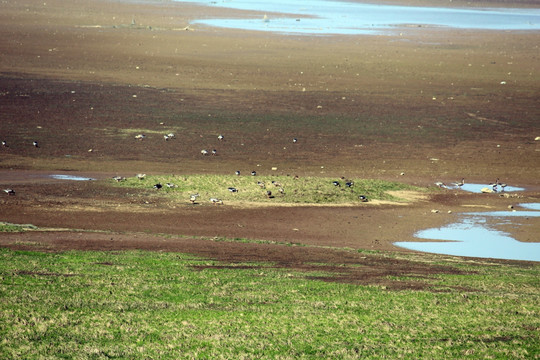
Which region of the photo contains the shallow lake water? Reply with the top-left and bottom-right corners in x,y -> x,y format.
178,0 -> 540,35
444,183 -> 525,193
395,203 -> 540,262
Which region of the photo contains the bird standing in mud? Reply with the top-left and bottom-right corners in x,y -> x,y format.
3,189 -> 15,196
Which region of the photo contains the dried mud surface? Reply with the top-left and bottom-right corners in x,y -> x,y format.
0,0 -> 539,285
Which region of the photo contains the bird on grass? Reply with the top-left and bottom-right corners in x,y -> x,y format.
332,181 -> 341,187
210,198 -> 223,205
345,181 -> 354,188
266,190 -> 273,198
228,187 -> 238,193
166,183 -> 177,188
112,176 -> 125,182
190,193 -> 200,204
136,173 -> 146,180
359,195 -> 368,202
153,183 -> 162,189
3,189 -> 15,196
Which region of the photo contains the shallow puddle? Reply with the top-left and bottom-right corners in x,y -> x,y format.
49,174 -> 95,181
394,203 -> 540,262
179,0 -> 540,35
456,183 -> 524,193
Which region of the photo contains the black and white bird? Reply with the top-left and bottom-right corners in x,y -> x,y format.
359,195 -> 368,202
218,134 -> 224,141
434,181 -> 446,188
235,170 -> 241,176
345,181 -> 354,188
293,138 -> 298,143
153,183 -> 162,189
135,134 -> 146,140
452,178 -> 465,188
112,176 -> 125,182
190,193 -> 200,204
1,141 -> 7,147
228,187 -> 238,193
3,189 -> 15,196
211,149 -> 217,156
332,181 -> 341,187
166,183 -> 177,188
257,181 -> 265,188
210,198 -> 223,205
251,171 -> 257,176
266,190 -> 273,198
201,149 -> 209,156
136,173 -> 146,180
32,141 -> 39,148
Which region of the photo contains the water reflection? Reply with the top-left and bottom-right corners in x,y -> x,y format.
394,203 -> 540,262
178,0 -> 540,35
49,175 -> 95,181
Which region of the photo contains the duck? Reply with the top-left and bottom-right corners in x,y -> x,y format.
257,181 -> 265,188
163,135 -> 170,141
3,189 -> 15,196
211,149 -> 217,156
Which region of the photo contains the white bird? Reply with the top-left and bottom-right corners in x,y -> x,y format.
218,134 -> 224,141
136,173 -> 146,180
210,198 -> 223,205
190,193 -> 200,204
211,149 -> 217,155
167,133 -> 175,138
1,141 -> 7,147
134,134 -> 146,140
166,183 -> 177,188
293,138 -> 298,143
163,135 -> 170,141
201,149 -> 209,156
32,141 -> 39,148
3,189 -> 15,196
235,170 -> 241,176
434,181 -> 446,188
228,187 -> 238,193
112,176 -> 125,182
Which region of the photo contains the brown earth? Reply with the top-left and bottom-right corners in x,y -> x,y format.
0,0 -> 539,285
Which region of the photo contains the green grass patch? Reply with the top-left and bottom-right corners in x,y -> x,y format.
0,222 -> 38,232
112,174 -> 419,204
0,248 -> 538,359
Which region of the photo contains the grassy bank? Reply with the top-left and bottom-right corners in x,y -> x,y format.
112,174 -> 420,204
0,248 -> 538,359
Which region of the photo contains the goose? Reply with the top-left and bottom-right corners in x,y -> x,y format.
434,181 -> 446,188
228,187 -> 238,193
235,170 -> 241,176
32,141 -> 39,148
210,198 -> 223,205
452,178 -> 465,188
153,183 -> 162,189
190,193 -> 200,204
218,134 -> 224,141
3,189 -> 15,196
358,195 -> 368,202
136,173 -> 146,180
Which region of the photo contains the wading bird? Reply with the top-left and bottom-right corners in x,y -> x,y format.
3,189 -> 15,196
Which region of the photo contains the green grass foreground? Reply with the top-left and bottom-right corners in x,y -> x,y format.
0,248 -> 538,359
112,174 -> 419,204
